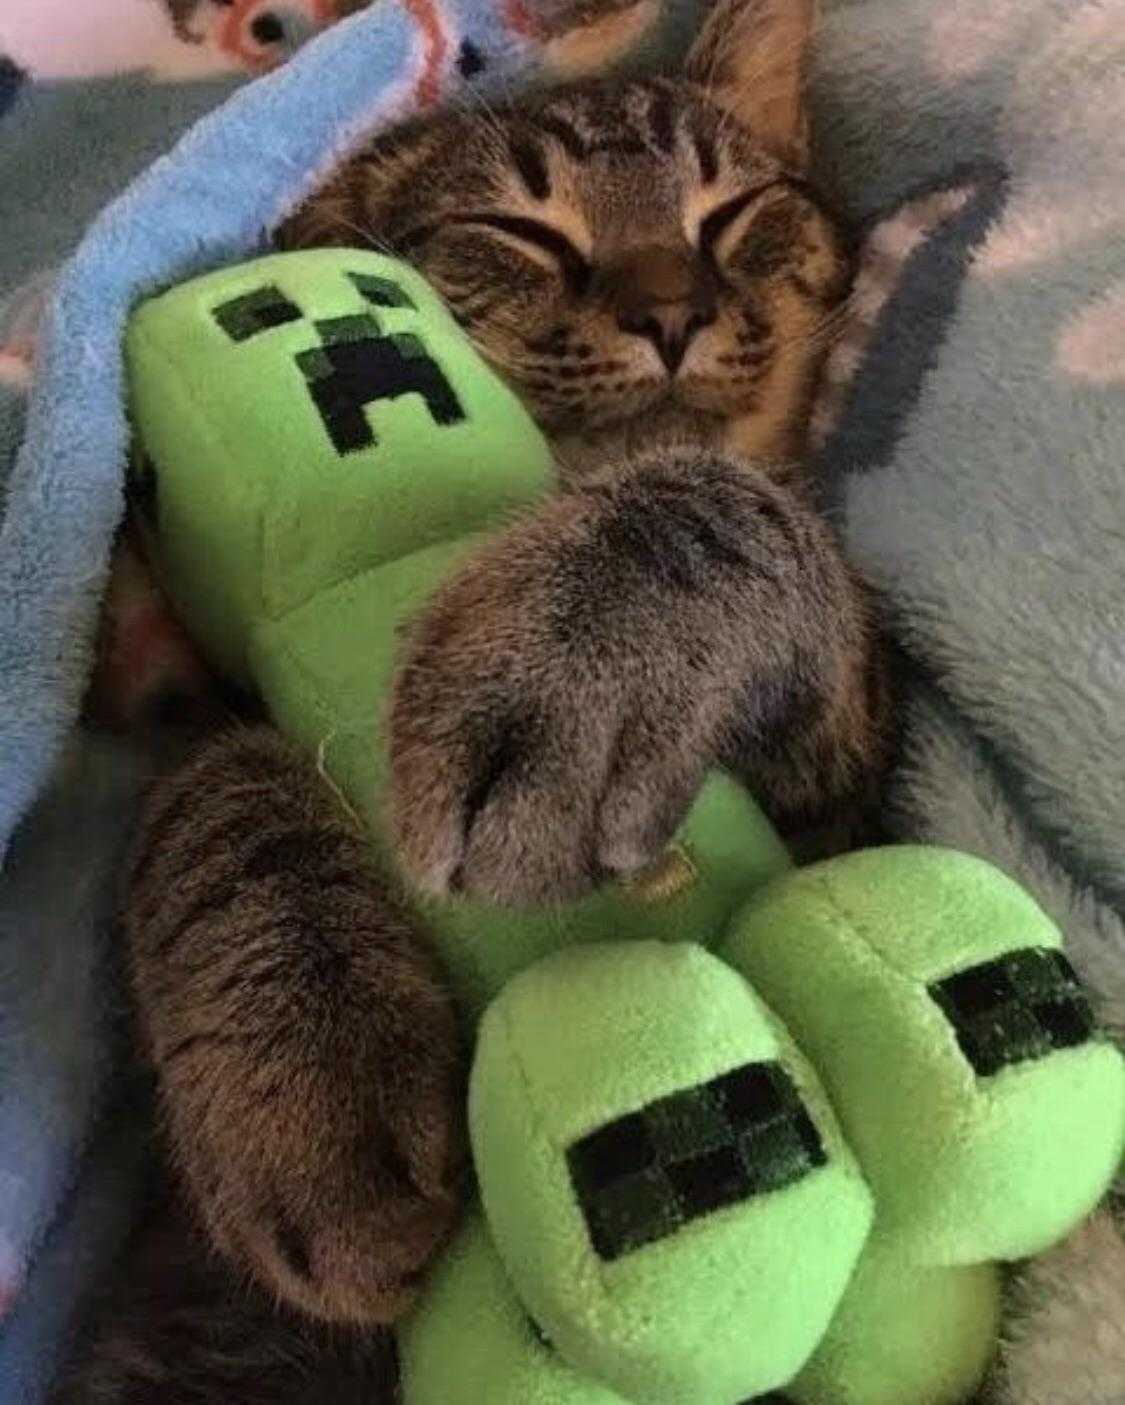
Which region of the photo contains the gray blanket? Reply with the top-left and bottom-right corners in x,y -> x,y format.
810,9 -> 1125,1388
814,0 -> 1125,1026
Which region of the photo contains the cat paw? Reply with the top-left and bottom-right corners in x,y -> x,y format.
131,729 -> 469,1328
389,453 -> 814,904
184,966 -> 465,1327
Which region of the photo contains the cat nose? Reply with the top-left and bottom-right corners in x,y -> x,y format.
618,303 -> 717,373
611,245 -> 717,374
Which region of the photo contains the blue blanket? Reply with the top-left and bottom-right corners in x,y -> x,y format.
0,51 -> 246,1401
2,0 -> 1124,1397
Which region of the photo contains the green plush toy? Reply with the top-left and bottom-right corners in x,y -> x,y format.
125,248 -> 1125,1405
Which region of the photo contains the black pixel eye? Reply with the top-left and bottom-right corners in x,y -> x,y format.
250,12 -> 285,45
455,213 -> 592,295
567,1060 -> 826,1262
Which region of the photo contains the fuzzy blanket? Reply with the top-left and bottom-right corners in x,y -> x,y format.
813,0 -> 1125,1032
0,22 -> 249,1394
2,0 -> 1124,1400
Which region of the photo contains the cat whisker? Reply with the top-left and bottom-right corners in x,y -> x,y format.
301,209 -> 398,258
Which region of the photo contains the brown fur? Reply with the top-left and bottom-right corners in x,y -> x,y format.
390,449 -> 886,903
125,727 -> 465,1327
61,2 -> 892,1397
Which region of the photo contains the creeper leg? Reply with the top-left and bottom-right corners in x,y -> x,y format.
721,847 -> 1125,1265
790,1237 -> 1002,1405
469,942 -> 874,1404
399,1212 -> 629,1405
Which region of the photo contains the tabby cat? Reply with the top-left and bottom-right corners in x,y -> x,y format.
55,0 -> 890,1397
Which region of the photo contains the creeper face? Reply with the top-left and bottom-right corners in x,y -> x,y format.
210,274 -> 466,454
126,249 -> 553,677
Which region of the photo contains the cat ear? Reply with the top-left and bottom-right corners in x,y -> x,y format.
685,0 -> 815,163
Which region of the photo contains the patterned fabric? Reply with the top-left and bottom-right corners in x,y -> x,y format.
0,0 -> 357,82
809,182 -> 980,453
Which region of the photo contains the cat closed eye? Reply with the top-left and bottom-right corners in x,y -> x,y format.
454,213 -> 591,294
698,181 -> 787,262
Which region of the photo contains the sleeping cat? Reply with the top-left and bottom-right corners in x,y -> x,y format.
54,0 -> 891,1397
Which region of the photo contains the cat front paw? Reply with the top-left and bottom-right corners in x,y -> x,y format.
177,950 -> 466,1328
389,452 -> 825,905
391,638 -> 712,904
130,729 -> 467,1327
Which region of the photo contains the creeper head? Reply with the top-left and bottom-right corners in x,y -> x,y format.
126,249 -> 554,682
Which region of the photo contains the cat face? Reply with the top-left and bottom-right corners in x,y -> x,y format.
282,0 -> 850,438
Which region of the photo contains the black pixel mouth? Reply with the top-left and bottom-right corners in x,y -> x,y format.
567,1060 -> 826,1263
209,274 -> 466,456
930,947 -> 1096,1078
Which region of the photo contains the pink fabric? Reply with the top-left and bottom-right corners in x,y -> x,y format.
0,0 -> 350,81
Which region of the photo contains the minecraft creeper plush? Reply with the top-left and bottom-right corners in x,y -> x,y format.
126,249 -> 1125,1405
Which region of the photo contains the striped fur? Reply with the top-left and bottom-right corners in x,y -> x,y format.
125,727 -> 464,1327
279,2 -> 850,473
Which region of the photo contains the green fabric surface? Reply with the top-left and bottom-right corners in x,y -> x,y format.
722,848 -> 1125,1265
792,1239 -> 1002,1405
127,248 -> 556,682
400,1213 -> 631,1405
470,943 -> 873,1403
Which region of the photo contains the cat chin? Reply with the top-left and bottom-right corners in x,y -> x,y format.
517,375 -> 748,440
672,376 -> 754,417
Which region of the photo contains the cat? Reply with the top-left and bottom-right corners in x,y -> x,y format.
54,0 -> 890,1397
